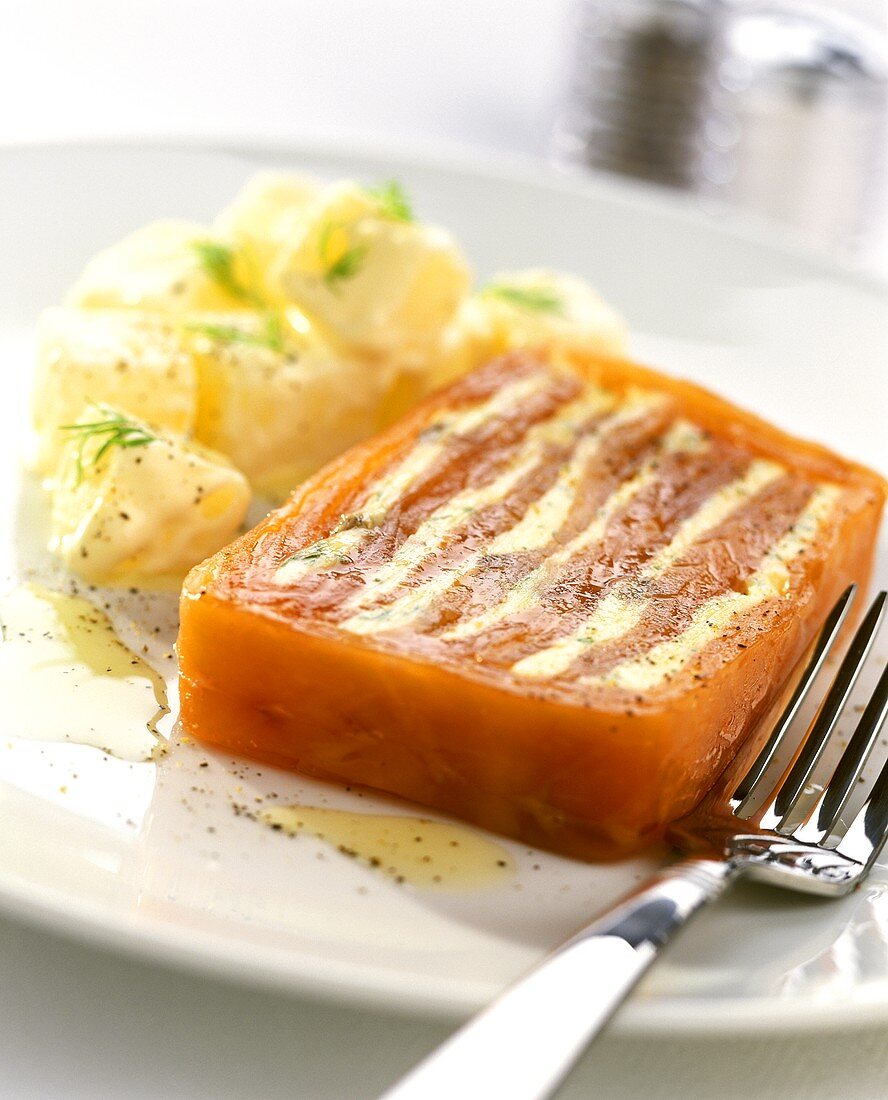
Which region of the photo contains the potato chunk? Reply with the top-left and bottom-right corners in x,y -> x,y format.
50,407 -> 250,583
187,311 -> 404,498
214,172 -> 320,269
270,182 -> 470,354
406,271 -> 628,395
33,307 -> 199,475
474,270 -> 627,356
65,221 -> 265,313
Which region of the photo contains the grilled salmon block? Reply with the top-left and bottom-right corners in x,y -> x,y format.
179,351 -> 886,858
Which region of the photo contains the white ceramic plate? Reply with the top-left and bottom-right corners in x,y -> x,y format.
0,141 -> 886,1036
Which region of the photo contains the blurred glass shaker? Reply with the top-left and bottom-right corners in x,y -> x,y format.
552,0 -> 722,190
551,0 -> 888,259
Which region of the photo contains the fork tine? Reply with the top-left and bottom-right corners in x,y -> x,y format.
836,746 -> 888,868
814,654 -> 888,841
770,592 -> 887,831
731,585 -> 856,812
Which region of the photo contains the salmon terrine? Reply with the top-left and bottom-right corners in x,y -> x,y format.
178,351 -> 886,857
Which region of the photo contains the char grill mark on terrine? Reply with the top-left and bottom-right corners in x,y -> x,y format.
268,360 -> 842,692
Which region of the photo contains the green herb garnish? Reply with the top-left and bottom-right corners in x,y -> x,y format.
481,283 -> 565,314
59,404 -> 157,485
262,310 -> 285,351
325,244 -> 367,288
190,240 -> 286,350
191,241 -> 260,306
365,180 -> 414,222
287,537 -> 354,567
185,315 -> 284,352
319,223 -> 367,291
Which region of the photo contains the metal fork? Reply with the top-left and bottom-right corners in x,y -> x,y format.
382,585 -> 888,1100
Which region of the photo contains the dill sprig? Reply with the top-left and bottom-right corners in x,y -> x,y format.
190,240 -> 286,350
365,180 -> 414,222
59,404 -> 157,485
481,282 -> 565,314
319,222 -> 367,291
325,243 -> 367,288
262,310 -> 285,351
185,314 -> 285,352
191,240 -> 261,307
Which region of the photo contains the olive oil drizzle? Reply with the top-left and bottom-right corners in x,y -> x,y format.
263,804 -> 515,891
0,583 -> 168,760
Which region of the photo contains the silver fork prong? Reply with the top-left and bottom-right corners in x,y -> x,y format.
813,655 -> 888,844
836,745 -> 888,868
731,585 -> 856,813
770,592 -> 888,832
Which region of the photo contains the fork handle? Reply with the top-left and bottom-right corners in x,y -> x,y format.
380,858 -> 732,1100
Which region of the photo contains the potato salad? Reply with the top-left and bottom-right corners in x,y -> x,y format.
33,172 -> 627,584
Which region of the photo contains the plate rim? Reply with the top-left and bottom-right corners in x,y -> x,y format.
2,130 -> 885,299
3,862 -> 888,1037
2,136 -> 887,1037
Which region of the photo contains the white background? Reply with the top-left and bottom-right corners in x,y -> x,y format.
2,2 -> 888,1098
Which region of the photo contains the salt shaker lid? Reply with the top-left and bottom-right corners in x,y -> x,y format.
718,2 -> 888,104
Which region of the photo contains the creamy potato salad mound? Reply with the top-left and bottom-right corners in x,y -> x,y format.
33,172 -> 627,584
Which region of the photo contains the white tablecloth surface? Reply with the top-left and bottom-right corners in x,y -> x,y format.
2,3 -> 888,1097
